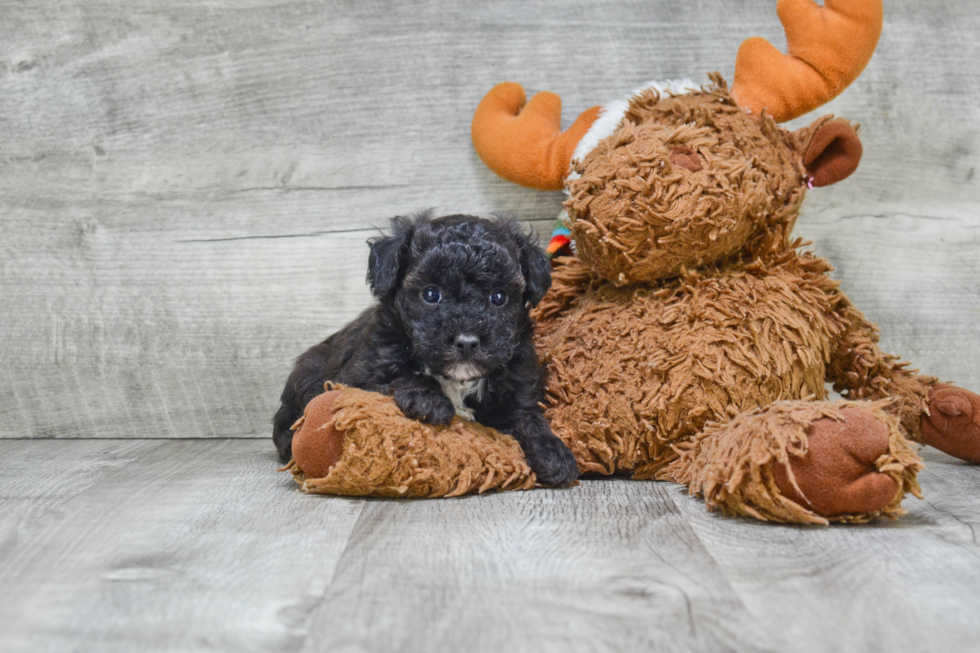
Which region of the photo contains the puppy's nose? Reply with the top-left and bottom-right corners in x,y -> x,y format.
454,333 -> 480,357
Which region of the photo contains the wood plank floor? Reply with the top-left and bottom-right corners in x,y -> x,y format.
1,439 -> 978,652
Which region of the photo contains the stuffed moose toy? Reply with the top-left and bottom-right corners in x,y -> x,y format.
285,0 -> 980,525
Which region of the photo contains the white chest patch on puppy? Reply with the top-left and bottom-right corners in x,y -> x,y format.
433,374 -> 485,422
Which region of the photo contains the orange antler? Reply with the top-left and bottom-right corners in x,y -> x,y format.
471,82 -> 601,191
730,0 -> 883,122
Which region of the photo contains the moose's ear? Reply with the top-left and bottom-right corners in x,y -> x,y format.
801,117 -> 863,187
367,215 -> 416,299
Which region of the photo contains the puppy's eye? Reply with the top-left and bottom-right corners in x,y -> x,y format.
489,290 -> 507,307
421,287 -> 442,304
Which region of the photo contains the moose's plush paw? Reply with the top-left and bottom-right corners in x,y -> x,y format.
772,407 -> 900,517
291,390 -> 346,478
921,384 -> 980,463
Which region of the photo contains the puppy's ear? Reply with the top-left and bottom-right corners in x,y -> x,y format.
504,220 -> 552,307
367,215 -> 415,299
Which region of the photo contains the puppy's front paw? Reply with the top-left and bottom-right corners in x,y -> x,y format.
395,386 -> 457,426
527,436 -> 579,487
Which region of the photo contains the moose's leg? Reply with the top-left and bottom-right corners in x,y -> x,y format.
284,384 -> 536,498
665,400 -> 923,525
921,385 -> 980,463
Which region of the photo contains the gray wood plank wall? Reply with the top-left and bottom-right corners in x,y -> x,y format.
2,0 -> 979,445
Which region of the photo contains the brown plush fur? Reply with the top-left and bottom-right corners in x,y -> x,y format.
567,77 -> 806,286
666,399 -> 923,525
532,77 -> 937,522
285,78 -> 944,523
285,385 -> 535,498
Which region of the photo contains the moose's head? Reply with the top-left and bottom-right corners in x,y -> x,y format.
472,0 -> 881,285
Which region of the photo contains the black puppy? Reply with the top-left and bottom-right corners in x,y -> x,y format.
272,211 -> 579,486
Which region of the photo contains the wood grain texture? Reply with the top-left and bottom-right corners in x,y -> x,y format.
1,439 -> 979,652
1,0 -> 979,440
302,480 -> 770,653
675,446 -> 980,652
0,439 -> 366,652
2,3 -> 980,651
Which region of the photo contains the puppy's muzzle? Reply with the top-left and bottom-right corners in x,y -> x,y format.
454,333 -> 480,357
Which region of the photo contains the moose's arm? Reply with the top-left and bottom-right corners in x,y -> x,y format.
826,300 -> 937,440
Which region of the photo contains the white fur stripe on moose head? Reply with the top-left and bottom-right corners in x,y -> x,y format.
568,78 -> 702,179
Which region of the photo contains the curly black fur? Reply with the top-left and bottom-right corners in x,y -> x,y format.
272,211 -> 579,486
